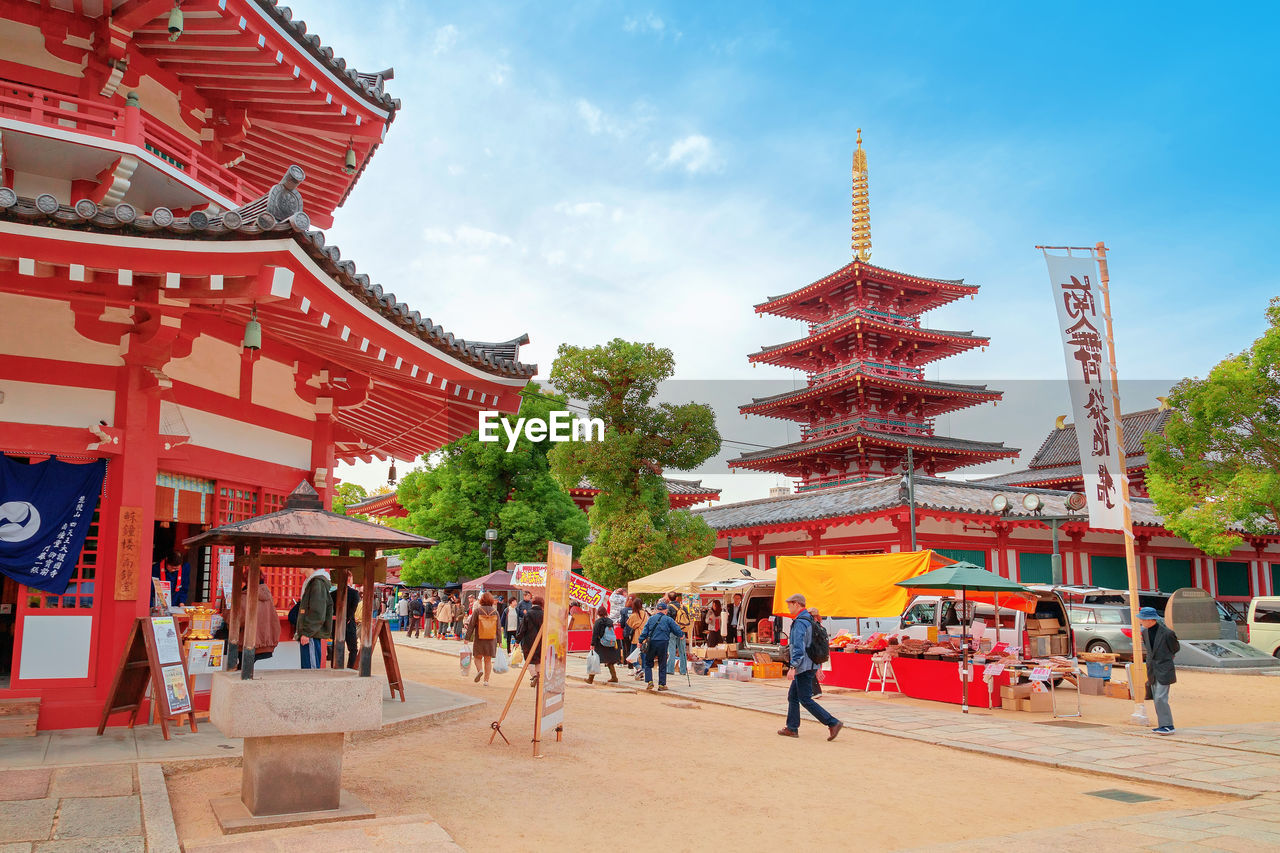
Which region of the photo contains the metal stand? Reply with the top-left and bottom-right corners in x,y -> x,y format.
865,652 -> 900,693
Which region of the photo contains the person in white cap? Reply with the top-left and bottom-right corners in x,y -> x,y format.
778,593 -> 842,741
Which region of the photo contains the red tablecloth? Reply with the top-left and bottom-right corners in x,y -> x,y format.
824,651 -> 1006,707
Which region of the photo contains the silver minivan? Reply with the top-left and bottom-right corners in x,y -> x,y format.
1066,604 -> 1134,659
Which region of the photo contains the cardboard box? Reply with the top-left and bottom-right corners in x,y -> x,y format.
1030,618 -> 1061,632
1027,690 -> 1053,713
726,644 -> 738,655
1079,675 -> 1107,696
1049,635 -> 1070,656
1001,696 -> 1025,711
1000,682 -> 1032,700
1031,635 -> 1054,657
1105,680 -> 1132,700
696,646 -> 727,660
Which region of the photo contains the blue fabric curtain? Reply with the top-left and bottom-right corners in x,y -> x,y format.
0,457 -> 107,593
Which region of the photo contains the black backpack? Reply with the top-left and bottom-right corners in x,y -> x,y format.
806,617 -> 831,664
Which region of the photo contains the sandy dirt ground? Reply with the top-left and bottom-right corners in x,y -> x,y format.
167,648 -> 1240,853
831,668 -> 1280,728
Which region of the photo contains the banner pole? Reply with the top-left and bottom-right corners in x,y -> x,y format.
1094,241 -> 1150,727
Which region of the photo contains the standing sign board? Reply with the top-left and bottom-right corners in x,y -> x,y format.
511,563 -> 606,609
97,616 -> 198,740
534,542 -> 572,756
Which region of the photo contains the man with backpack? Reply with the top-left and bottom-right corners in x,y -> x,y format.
778,593 -> 842,741
408,594 -> 426,638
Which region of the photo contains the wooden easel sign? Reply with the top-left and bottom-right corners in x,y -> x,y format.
97,616 -> 198,740
375,619 -> 406,702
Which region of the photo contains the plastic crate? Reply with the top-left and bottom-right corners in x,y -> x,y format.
752,662 -> 786,679
1085,661 -> 1112,679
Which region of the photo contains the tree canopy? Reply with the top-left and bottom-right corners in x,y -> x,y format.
1145,297 -> 1280,555
331,481 -> 369,519
393,386 -> 590,586
549,339 -> 721,589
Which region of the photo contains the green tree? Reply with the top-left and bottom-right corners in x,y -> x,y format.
393,386 -> 590,586
1145,297 -> 1280,555
332,482 -> 369,519
549,339 -> 720,588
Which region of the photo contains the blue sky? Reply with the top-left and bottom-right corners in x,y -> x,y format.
324,1 -> 1279,500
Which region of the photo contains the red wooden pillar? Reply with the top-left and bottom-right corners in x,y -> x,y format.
310,404 -> 335,509
1067,530 -> 1086,585
994,522 -> 1010,578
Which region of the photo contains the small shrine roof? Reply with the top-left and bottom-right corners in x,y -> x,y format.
756,260 -> 977,316
1026,407 -> 1171,469
744,375 -> 999,411
186,482 -> 435,550
749,317 -> 986,364
570,476 -> 720,497
0,189 -> 535,379
973,454 -> 1152,488
694,475 -> 1162,531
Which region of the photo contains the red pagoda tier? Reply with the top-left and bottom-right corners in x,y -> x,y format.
730,132 -> 1017,492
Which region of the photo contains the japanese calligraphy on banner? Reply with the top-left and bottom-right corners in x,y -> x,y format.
0,456 -> 107,593
115,506 -> 142,601
510,563 -> 606,609
1044,252 -> 1125,531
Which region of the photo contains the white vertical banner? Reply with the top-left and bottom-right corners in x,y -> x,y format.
1044,252 -> 1125,531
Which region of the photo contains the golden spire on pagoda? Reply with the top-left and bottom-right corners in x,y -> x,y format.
851,128 -> 871,261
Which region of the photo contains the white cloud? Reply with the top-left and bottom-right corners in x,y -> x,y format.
554,201 -> 607,217
421,225 -> 516,250
433,24 -> 459,55
489,63 -> 510,85
657,134 -> 722,174
624,12 -> 680,40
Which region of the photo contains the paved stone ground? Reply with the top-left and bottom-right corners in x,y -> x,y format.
0,679 -> 479,770
0,764 -> 146,851
402,633 -> 1280,851
181,813 -> 463,853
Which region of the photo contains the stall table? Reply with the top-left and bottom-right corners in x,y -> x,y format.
825,650 -> 1013,708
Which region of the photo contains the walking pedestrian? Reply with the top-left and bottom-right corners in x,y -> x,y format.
435,595 -> 453,639
451,594 -> 465,639
625,596 -> 647,677
396,593 -> 410,631
466,592 -> 501,686
408,594 -> 425,638
516,596 -> 544,687
777,594 -> 841,740
503,593 -> 519,652
588,604 -> 621,684
638,601 -> 684,692
1140,606 -> 1181,735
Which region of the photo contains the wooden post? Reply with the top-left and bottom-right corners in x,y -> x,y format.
359,553 -> 376,677
333,559 -> 349,670
241,544 -> 262,679
226,545 -> 247,671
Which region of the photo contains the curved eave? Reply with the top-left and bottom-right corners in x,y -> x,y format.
748,316 -> 987,368
728,429 -> 1017,469
754,261 -> 979,319
741,374 -> 1001,418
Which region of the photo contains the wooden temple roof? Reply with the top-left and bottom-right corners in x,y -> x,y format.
0,188 -> 535,379
728,427 -> 1017,474
748,314 -> 987,370
755,261 -> 978,322
741,372 -> 1001,420
693,474 -> 1158,533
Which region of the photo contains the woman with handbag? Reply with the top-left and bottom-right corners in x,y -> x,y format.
516,596 -> 544,687
626,597 -> 648,678
588,604 -> 621,684
705,599 -> 725,647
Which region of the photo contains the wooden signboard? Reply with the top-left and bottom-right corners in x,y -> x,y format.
375,619 -> 405,702
115,506 -> 142,601
97,616 -> 198,740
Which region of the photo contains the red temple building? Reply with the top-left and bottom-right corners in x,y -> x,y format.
730,132 -> 1017,491
0,1 -> 533,730
701,136 -> 1279,608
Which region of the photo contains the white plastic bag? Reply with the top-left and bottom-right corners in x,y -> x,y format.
626,646 -> 641,664
586,650 -> 602,675
493,645 -> 510,674
459,647 -> 472,674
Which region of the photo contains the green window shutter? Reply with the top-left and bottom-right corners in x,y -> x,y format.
729,556 -> 747,566
768,555 -> 777,570
1156,558 -> 1193,594
1215,561 -> 1251,597
1272,564 -> 1280,595
1017,552 -> 1052,584
935,549 -> 987,569
1090,555 -> 1129,590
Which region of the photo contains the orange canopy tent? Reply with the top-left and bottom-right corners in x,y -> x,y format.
773,551 -> 959,618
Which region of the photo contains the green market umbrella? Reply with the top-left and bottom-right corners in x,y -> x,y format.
897,562 -> 1033,713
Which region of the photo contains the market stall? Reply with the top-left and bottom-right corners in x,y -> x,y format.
511,563 -> 612,652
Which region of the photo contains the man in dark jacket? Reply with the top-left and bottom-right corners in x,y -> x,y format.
408,594 -> 425,638
638,601 -> 684,692
778,594 -> 842,741
1139,606 -> 1180,735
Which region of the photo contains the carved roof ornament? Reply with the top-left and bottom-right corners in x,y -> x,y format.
266,165 -> 306,221
852,128 -> 871,262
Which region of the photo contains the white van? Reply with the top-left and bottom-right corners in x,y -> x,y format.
898,588 -> 1076,658
719,581 -> 898,663
1247,597 -> 1280,657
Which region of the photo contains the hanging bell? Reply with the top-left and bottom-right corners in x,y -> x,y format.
168,5 -> 184,42
344,143 -> 357,175
242,308 -> 262,351
387,460 -> 397,484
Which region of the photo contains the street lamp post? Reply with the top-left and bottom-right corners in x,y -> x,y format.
991,492 -> 1085,584
484,528 -> 497,575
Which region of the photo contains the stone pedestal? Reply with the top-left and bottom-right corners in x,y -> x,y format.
208,669 -> 385,833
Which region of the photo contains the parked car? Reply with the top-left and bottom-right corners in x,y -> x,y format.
1066,604 -> 1134,659
899,588 -> 1075,659
1247,597 -> 1280,657
1034,585 -> 1238,641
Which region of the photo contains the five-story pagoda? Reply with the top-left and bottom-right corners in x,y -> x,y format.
730,132 -> 1017,491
